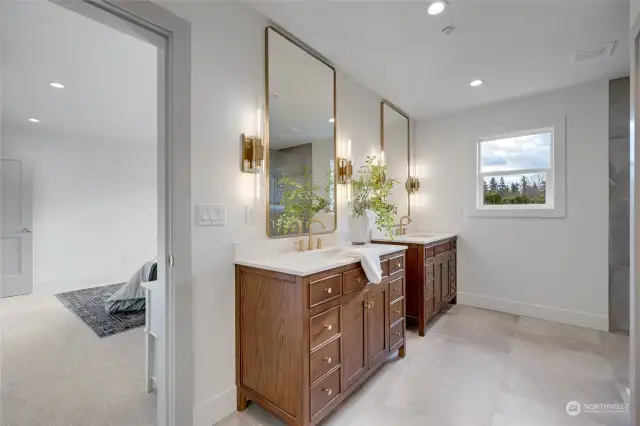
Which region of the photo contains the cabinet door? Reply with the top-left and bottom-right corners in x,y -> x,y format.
342,290 -> 367,390
433,256 -> 442,306
449,249 -> 457,294
442,253 -> 450,301
367,286 -> 388,368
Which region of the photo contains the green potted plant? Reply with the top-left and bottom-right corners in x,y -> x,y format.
349,156 -> 398,244
276,167 -> 333,234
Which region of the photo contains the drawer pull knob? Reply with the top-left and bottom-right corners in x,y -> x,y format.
393,288 -> 401,293
395,262 -> 401,267
428,304 -> 433,309
356,276 -> 362,283
322,388 -> 332,396
324,357 -> 332,364
394,309 -> 400,314
393,332 -> 401,336
323,324 -> 332,331
365,302 -> 374,308
325,288 -> 332,294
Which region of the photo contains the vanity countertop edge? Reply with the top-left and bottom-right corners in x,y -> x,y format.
372,233 -> 458,245
234,243 -> 408,276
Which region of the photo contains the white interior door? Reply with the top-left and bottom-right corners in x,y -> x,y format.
0,159 -> 33,297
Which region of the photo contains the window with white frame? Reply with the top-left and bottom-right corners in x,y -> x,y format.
477,128 -> 554,210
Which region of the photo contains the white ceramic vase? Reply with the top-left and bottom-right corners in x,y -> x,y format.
348,214 -> 371,245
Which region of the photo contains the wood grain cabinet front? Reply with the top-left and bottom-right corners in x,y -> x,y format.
236,250 -> 407,426
372,237 -> 457,337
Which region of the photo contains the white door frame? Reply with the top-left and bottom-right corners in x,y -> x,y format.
631,12 -> 640,426
50,2 -> 193,426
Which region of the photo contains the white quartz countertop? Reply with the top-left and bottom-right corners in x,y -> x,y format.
372,233 -> 458,245
234,243 -> 408,276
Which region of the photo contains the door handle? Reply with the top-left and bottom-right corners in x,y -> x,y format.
21,228 -> 32,233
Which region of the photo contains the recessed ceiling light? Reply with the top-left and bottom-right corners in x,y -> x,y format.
329,118 -> 335,123
28,118 -> 40,123
470,79 -> 484,87
427,1 -> 447,15
49,82 -> 64,89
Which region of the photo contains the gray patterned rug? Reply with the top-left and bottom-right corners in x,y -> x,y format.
55,284 -> 145,338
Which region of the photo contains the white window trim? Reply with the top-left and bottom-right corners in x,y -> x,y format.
470,118 -> 566,218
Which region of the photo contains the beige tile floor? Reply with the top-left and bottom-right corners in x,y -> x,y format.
220,305 -> 630,426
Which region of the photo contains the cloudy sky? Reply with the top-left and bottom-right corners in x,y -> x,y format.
481,132 -> 551,174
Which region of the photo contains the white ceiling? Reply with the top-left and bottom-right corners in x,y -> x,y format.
252,0 -> 630,118
1,0 -> 157,146
268,28 -> 334,150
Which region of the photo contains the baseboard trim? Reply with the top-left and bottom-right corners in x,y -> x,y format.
194,386 -> 236,426
457,293 -> 608,331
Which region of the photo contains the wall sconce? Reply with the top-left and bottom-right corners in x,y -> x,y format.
406,176 -> 421,194
337,157 -> 353,184
240,133 -> 264,174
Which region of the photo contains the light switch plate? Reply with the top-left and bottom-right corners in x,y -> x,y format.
246,206 -> 255,225
197,204 -> 226,226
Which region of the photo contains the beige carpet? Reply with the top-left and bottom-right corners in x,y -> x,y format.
0,293 -> 156,426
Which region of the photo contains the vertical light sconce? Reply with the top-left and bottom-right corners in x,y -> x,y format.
337,157 -> 353,184
240,133 -> 264,174
406,176 -> 421,194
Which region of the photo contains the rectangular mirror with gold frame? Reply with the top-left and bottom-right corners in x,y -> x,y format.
265,26 -> 337,238
381,101 -> 410,222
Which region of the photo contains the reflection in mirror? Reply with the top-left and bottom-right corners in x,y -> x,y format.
381,102 -> 410,228
266,27 -> 336,238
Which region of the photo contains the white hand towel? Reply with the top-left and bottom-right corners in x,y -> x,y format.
342,248 -> 382,284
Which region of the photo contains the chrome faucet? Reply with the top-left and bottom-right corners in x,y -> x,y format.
307,218 -> 326,250
398,216 -> 412,236
290,219 -> 305,252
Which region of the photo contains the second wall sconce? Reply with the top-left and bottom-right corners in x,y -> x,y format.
337,157 -> 353,184
240,133 -> 264,174
406,176 -> 421,194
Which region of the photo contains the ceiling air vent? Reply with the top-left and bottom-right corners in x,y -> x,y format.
571,41 -> 616,64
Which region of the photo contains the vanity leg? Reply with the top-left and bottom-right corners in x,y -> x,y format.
398,344 -> 406,359
237,391 -> 248,411
418,321 -> 425,337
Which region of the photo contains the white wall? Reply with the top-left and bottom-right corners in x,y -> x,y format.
414,80 -> 609,330
157,3 -> 385,425
2,128 -> 157,293
633,0 -> 640,26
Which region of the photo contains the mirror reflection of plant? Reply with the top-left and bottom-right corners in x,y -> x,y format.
351,156 -> 398,238
277,166 -> 334,234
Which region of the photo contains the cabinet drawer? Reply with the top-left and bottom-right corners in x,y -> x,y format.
425,262 -> 434,282
435,242 -> 451,256
380,259 -> 389,278
390,299 -> 404,324
425,280 -> 434,299
390,319 -> 404,349
310,337 -> 340,384
389,255 -> 404,275
425,296 -> 434,316
309,274 -> 341,308
310,307 -> 340,350
389,276 -> 404,303
425,246 -> 435,259
310,367 -> 341,418
343,268 -> 368,294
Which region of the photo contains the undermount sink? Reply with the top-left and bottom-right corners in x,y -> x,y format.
296,247 -> 346,257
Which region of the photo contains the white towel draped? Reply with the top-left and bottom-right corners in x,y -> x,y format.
341,248 -> 383,284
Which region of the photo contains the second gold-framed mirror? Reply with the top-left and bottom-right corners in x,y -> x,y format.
265,26 -> 337,238
381,101 -> 410,221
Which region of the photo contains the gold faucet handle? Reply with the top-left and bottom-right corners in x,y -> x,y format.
316,237 -> 323,249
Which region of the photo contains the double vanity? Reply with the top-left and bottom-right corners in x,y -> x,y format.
235,245 -> 407,426
234,22 -> 458,426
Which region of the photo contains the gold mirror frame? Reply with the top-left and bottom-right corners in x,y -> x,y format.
265,26 -> 338,238
380,100 -> 411,216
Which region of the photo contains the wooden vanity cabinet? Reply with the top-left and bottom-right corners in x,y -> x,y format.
235,251 -> 406,426
373,237 -> 457,337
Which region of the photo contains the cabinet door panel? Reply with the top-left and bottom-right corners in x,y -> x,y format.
367,289 -> 388,367
342,291 -> 367,390
442,253 -> 450,301
433,257 -> 442,306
